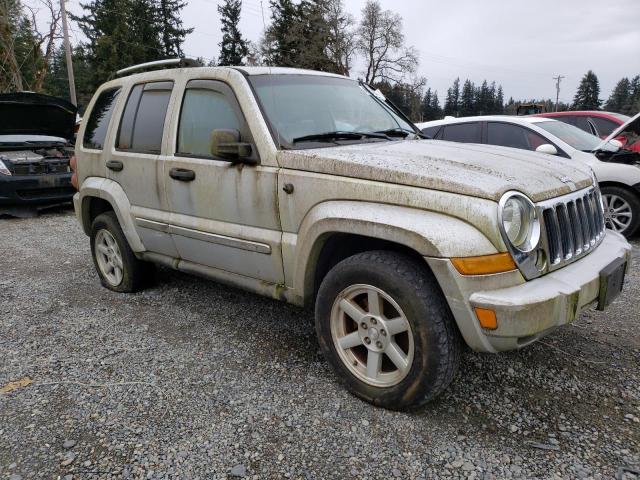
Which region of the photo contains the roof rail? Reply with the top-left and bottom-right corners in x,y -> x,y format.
115,58 -> 202,77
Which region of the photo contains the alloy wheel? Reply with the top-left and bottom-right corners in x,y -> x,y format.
602,193 -> 633,233
95,229 -> 124,286
330,284 -> 414,387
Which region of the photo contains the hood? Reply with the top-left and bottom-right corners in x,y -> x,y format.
0,92 -> 77,140
278,140 -> 593,203
595,111 -> 640,152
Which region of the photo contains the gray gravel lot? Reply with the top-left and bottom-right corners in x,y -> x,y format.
1,208 -> 639,479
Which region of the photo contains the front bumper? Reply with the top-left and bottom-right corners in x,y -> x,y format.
0,172 -> 75,206
427,231 -> 632,353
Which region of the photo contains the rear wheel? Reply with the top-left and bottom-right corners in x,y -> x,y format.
601,186 -> 640,238
315,251 -> 461,410
90,212 -> 154,292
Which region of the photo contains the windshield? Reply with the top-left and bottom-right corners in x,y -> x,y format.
610,113 -> 630,123
249,75 -> 415,149
534,120 -> 616,152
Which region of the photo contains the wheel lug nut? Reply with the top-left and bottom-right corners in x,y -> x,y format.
361,322 -> 367,329
376,341 -> 383,349
381,329 -> 386,336
364,337 -> 371,344
371,318 -> 377,325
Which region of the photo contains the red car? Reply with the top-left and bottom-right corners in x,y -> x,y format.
535,110 -> 629,136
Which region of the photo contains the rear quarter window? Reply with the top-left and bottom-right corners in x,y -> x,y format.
83,88 -> 120,150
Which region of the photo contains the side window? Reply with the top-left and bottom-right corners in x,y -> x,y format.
555,116 -> 576,126
441,123 -> 481,143
177,80 -> 246,159
421,126 -> 441,138
590,117 -> 618,137
83,88 -> 120,150
487,122 -> 548,151
117,81 -> 173,153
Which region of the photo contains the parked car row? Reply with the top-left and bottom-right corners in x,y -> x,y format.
417,112 -> 640,237
66,61 -> 632,409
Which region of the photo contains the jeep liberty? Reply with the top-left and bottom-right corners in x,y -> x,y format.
73,61 -> 632,409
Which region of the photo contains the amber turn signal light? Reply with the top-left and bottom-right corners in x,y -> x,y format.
474,307 -> 498,330
451,253 -> 517,275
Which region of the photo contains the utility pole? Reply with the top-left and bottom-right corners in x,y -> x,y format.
553,75 -> 565,112
59,0 -> 77,106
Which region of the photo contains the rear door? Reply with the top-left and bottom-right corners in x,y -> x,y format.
162,79 -> 284,284
107,80 -> 178,257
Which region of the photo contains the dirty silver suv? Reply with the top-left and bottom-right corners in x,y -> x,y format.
73,62 -> 632,409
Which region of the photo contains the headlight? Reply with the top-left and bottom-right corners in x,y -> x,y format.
0,159 -> 11,176
499,192 -> 540,252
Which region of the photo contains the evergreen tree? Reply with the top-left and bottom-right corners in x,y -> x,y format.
630,76 -> 640,115
430,90 -> 441,119
295,0 -> 334,71
264,0 -> 301,66
604,77 -> 630,113
73,0 -> 190,91
43,45 -> 93,111
158,0 -> 193,56
459,79 -> 474,116
572,70 -> 601,110
444,78 -> 460,117
217,0 -> 248,66
495,85 -> 504,114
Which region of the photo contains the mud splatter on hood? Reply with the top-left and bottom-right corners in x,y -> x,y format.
278,139 -> 593,202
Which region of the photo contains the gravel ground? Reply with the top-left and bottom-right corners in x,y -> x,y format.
1,207 -> 639,479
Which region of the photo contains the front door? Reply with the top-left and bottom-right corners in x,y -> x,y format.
162,79 -> 284,284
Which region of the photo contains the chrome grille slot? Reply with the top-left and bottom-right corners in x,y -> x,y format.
538,186 -> 605,273
542,208 -> 561,264
566,201 -> 583,255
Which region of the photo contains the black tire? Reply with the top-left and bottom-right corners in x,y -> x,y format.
601,185 -> 640,238
315,250 -> 461,410
90,211 -> 154,292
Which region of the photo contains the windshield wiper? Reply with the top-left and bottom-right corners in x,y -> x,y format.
375,128 -> 427,139
292,131 -> 390,143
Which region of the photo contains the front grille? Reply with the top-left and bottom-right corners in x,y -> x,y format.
538,187 -> 605,270
10,159 -> 69,176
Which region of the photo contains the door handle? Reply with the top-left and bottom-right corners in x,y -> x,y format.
169,168 -> 196,182
106,160 -> 123,172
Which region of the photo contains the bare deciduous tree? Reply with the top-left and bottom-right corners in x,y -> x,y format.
357,0 -> 418,84
25,0 -> 62,91
0,0 -> 25,91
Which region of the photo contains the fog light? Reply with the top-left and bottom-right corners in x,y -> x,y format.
474,307 -> 498,330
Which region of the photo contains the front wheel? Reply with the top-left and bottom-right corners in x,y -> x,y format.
601,186 -> 640,238
315,251 -> 461,410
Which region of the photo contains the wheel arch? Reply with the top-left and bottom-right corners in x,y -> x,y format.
288,201 -> 499,307
78,177 -> 145,252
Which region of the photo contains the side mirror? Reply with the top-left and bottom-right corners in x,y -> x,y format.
210,129 -> 254,162
608,138 -> 623,149
535,144 -> 558,155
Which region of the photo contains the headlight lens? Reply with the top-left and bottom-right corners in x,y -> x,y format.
499,192 -> 540,252
0,159 -> 11,176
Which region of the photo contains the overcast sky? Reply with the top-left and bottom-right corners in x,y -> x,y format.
65,0 -> 639,104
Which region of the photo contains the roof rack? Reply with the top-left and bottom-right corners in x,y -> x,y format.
115,58 -> 202,77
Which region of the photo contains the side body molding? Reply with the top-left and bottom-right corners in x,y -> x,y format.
284,201 -> 499,304
78,177 -> 145,252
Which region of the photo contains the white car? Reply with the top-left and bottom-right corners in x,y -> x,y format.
417,114 -> 640,237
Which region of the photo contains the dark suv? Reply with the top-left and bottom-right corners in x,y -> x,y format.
0,92 -> 77,216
